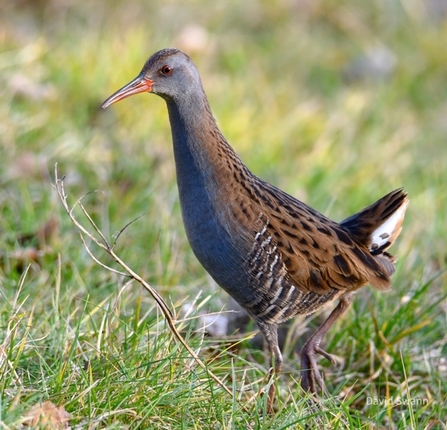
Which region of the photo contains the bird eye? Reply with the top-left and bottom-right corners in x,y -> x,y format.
161,65 -> 173,76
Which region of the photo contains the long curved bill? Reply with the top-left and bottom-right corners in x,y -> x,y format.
101,73 -> 153,109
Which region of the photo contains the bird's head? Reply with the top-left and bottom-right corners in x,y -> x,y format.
102,48 -> 201,109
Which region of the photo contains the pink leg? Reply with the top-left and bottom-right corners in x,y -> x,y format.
301,294 -> 353,393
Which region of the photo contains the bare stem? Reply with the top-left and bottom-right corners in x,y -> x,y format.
52,164 -> 242,408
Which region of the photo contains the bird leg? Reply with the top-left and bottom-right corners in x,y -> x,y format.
257,322 -> 282,414
301,294 -> 353,394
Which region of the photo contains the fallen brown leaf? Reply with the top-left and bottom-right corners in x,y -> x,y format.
23,401 -> 71,429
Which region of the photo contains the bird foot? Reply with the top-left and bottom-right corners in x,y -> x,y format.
300,297 -> 352,393
300,342 -> 337,394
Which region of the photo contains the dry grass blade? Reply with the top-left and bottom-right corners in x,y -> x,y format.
52,164 -> 243,410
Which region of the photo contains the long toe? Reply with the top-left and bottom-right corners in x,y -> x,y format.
300,352 -> 316,393
301,348 -> 327,393
314,346 -> 340,366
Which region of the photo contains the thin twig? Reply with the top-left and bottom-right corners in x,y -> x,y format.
52,164 -> 243,409
112,214 -> 146,248
77,195 -> 111,249
79,232 -> 129,277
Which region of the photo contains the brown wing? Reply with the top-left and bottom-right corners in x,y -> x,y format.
235,179 -> 401,295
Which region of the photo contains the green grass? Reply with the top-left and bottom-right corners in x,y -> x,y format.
1,0 -> 447,428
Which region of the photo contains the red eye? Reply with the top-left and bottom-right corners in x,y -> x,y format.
161,65 -> 173,76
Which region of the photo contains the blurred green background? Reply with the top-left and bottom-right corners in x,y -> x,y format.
1,0 -> 446,428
